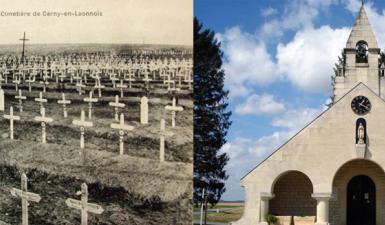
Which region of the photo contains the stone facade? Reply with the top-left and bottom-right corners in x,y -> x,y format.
232,6 -> 385,225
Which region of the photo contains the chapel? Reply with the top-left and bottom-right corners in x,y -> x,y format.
233,5 -> 385,225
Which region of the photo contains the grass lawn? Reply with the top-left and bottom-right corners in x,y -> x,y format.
193,202 -> 244,223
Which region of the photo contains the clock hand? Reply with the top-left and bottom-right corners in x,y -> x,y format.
358,102 -> 369,110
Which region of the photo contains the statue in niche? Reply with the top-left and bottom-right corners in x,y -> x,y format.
357,122 -> 365,144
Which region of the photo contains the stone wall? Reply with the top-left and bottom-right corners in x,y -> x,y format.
269,171 -> 316,217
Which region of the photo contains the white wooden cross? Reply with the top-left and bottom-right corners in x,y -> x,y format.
110,114 -> 134,155
165,97 -> 183,128
57,93 -> 71,118
4,106 -> 21,140
110,73 -> 119,88
41,76 -> 50,93
58,73 -> 66,83
34,107 -> 54,144
83,91 -> 98,119
65,183 -> 104,225
159,118 -> 173,162
124,70 -> 135,88
34,92 -> 47,112
108,95 -> 125,121
11,173 -> 41,225
4,69 -> 9,83
94,79 -> 105,97
15,89 -> 27,112
26,75 -> 36,92
116,79 -> 127,98
13,76 -> 21,91
164,74 -> 174,91
72,110 -> 93,149
76,79 -> 86,95
142,69 -> 152,90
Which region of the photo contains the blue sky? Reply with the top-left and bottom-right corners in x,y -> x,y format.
195,0 -> 385,200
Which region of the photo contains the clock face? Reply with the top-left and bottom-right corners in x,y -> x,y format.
351,95 -> 371,115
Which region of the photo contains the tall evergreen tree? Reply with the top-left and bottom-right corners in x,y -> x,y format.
194,17 -> 231,206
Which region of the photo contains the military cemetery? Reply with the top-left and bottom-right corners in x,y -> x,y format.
0,37 -> 193,224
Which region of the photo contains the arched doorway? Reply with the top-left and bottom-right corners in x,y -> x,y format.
347,175 -> 375,225
331,160 -> 385,225
269,171 -> 316,216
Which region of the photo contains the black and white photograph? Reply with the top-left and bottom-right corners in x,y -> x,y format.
0,0 -> 193,224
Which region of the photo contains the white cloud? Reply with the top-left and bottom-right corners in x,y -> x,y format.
344,0 -> 361,13
277,26 -> 350,92
261,7 -> 278,17
219,25 -> 349,97
271,106 -> 324,130
220,132 -> 293,200
217,27 -> 280,99
235,94 -> 285,116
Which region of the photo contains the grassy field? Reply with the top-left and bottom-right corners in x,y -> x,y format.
194,202 -> 244,224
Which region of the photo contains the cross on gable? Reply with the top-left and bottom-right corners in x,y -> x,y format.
65,183 -> 104,225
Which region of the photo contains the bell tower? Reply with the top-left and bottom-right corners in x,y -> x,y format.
333,5 -> 382,102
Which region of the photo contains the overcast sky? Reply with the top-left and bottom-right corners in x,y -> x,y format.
0,0 -> 192,45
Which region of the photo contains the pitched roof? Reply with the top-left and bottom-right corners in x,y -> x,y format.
346,5 -> 378,49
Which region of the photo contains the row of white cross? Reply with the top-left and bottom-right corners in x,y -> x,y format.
3,91 -> 182,161
11,173 -> 103,225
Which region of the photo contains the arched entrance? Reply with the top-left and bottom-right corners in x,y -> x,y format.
347,175 -> 375,225
331,159 -> 385,225
269,171 -> 316,216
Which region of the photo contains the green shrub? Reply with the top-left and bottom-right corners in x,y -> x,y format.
265,214 -> 279,224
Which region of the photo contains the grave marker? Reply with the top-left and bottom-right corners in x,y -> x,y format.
34,107 -> 54,144
66,183 -> 103,225
34,92 -> 47,112
165,97 -> 183,128
83,91 -> 98,119
159,118 -> 173,162
3,107 -> 20,139
10,173 -> 41,225
110,114 -> 134,155
117,80 -> 127,98
57,93 -> 71,118
72,110 -> 93,149
15,90 -> 27,112
0,87 -> 4,111
140,96 -> 149,124
108,95 -> 125,121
